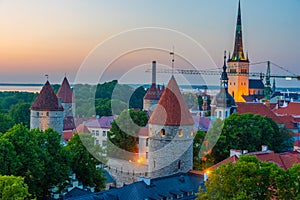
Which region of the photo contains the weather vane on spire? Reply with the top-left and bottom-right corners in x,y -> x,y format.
45,74 -> 49,81
170,46 -> 175,76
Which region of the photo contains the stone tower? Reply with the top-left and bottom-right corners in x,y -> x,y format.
227,0 -> 250,102
143,61 -> 164,112
211,53 -> 236,120
148,76 -> 194,179
57,77 -> 76,131
30,81 -> 64,133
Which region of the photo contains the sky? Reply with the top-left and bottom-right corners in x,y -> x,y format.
0,0 -> 299,87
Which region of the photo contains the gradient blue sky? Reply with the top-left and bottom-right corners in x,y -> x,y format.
0,0 -> 299,87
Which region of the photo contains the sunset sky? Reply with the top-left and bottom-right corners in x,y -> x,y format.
0,0 -> 299,87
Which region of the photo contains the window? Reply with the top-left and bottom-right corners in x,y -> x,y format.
37,112 -> 39,117
178,160 -> 181,169
178,129 -> 183,137
46,112 -> 49,117
219,111 -> 221,118
149,128 -> 152,136
146,152 -> 148,159
146,138 -> 149,147
102,131 -> 106,137
160,129 -> 166,137
225,111 -> 228,118
95,140 -> 99,145
95,130 -> 99,136
102,140 -> 106,147
92,130 -> 95,136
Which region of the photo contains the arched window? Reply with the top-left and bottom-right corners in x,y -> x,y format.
178,129 -> 183,137
160,129 -> 166,137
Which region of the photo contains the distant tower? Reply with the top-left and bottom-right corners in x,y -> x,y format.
211,53 -> 236,120
227,0 -> 250,102
30,81 -> 64,133
143,61 -> 164,112
57,76 -> 76,131
148,75 -> 194,179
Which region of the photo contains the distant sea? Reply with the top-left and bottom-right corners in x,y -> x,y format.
0,83 -> 299,94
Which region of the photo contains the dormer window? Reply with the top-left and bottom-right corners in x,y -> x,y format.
160,129 -> 166,137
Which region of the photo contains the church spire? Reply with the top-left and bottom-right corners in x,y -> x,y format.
221,51 -> 229,90
231,0 -> 247,61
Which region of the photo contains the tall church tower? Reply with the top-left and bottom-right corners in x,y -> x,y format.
30,81 -> 64,133
211,53 -> 236,120
57,77 -> 76,131
148,76 -> 194,179
227,0 -> 250,102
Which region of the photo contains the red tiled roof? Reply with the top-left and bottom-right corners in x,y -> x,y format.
208,155 -> 239,170
57,77 -> 75,103
236,102 -> 283,124
148,76 -> 194,126
138,127 -> 148,137
277,115 -> 297,129
144,84 -> 161,100
273,102 -> 300,116
76,124 -> 90,134
63,131 -> 74,141
31,81 -> 64,111
63,116 -> 76,131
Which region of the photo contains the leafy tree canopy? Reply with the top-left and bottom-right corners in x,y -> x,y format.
197,155 -> 300,200
0,175 -> 31,200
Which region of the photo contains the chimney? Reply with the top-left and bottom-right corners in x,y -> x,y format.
230,149 -> 242,157
243,150 -> 248,154
262,145 -> 268,152
152,61 -> 156,85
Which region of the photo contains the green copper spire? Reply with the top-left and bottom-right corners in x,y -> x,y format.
231,0 -> 247,61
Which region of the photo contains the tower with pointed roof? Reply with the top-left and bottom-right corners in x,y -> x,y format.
57,76 -> 76,131
211,53 -> 236,120
30,81 -> 64,133
143,61 -> 164,112
148,75 -> 194,178
227,0 -> 250,102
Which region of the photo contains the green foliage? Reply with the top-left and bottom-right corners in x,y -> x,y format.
65,133 -> 107,192
0,125 -> 70,198
108,109 -> 148,159
74,81 -> 145,117
8,103 -> 31,128
211,113 -> 293,163
0,91 -> 37,112
0,113 -> 14,133
0,175 -> 31,199
196,155 -> 300,200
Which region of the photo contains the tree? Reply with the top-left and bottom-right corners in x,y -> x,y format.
0,125 -> 71,198
0,113 -> 14,133
65,133 -> 107,192
9,102 -> 31,127
129,86 -> 146,109
196,155 -> 290,200
211,113 -> 293,163
0,175 -> 31,199
108,109 -> 148,159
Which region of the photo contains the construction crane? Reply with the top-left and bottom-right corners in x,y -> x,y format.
145,61 -> 300,100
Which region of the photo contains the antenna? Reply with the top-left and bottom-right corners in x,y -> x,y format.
170,46 -> 175,76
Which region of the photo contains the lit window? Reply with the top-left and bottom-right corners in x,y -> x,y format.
178,129 -> 183,137
149,128 -> 152,136
160,129 -> 166,137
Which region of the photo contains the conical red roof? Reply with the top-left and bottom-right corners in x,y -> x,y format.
57,77 -> 75,103
149,76 -> 194,126
31,81 -> 64,111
